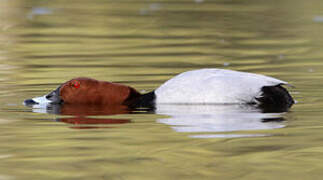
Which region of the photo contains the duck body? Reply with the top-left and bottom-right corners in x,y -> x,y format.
24,69 -> 294,110
155,69 -> 290,104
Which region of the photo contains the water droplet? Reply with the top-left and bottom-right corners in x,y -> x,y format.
223,62 -> 230,66
195,0 -> 204,3
313,16 -> 323,23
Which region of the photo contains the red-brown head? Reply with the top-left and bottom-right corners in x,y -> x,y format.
48,77 -> 141,105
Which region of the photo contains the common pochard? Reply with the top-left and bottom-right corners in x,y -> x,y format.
24,69 -> 294,111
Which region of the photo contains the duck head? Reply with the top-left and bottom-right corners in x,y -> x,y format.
24,77 -> 141,106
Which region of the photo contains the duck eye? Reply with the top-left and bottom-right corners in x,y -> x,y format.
71,80 -> 80,88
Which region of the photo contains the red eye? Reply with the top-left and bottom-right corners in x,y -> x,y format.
72,80 -> 80,88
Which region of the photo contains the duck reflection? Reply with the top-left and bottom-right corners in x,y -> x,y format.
155,104 -> 286,138
59,116 -> 131,129
27,103 -> 286,136
30,103 -> 132,129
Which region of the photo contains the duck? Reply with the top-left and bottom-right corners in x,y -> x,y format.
24,69 -> 294,111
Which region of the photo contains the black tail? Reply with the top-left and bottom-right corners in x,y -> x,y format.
256,85 -> 294,112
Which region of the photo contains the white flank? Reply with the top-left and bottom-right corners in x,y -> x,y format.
155,68 -> 288,104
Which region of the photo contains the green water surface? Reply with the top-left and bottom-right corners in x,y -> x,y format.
1,0 -> 323,179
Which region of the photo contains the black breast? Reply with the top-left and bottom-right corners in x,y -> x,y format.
124,91 -> 156,109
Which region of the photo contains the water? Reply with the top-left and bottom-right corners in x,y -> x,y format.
1,0 -> 323,179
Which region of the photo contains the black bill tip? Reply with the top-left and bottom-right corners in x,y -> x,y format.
23,99 -> 39,106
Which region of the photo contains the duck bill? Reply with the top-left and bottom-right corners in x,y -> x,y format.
24,86 -> 62,106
